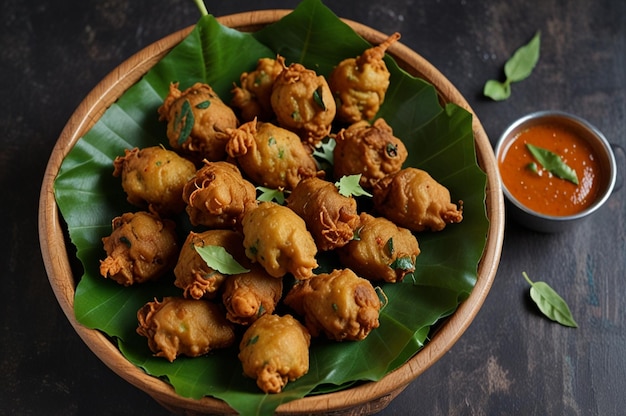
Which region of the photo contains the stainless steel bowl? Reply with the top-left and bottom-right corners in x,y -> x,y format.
495,110 -> 617,233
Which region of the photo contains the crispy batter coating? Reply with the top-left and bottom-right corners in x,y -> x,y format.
286,177 -> 360,251
333,118 -> 408,189
338,213 -> 420,283
329,33 -> 400,124
158,82 -> 238,162
137,297 -> 235,362
100,211 -> 178,286
112,146 -> 196,216
238,314 -> 310,394
174,229 -> 249,300
222,264 -> 283,325
241,202 -> 318,280
182,160 -> 257,228
283,269 -> 381,341
270,59 -> 336,146
225,119 -> 319,190
231,57 -> 283,121
372,168 -> 463,232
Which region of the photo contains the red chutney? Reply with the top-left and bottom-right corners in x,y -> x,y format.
498,123 -> 602,216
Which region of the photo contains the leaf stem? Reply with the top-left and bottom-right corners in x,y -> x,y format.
192,0 -> 209,17
522,271 -> 534,286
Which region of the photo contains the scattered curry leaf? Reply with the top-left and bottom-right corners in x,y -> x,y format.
523,272 -> 578,328
256,186 -> 285,204
390,256 -> 415,271
484,31 -> 541,101
176,100 -> 195,145
194,245 -> 250,274
334,174 -> 372,197
313,86 -> 326,110
195,100 -> 211,109
313,137 -> 335,170
526,143 -> 579,185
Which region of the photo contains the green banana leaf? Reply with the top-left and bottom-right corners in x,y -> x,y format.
54,0 -> 488,414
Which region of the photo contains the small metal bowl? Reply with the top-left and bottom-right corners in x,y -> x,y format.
495,110 -> 618,233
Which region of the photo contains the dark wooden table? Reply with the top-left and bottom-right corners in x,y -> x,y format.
2,0 -> 624,414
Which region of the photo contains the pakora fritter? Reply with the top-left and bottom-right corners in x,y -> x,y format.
241,201 -> 318,280
112,146 -> 196,216
158,82 -> 238,162
137,297 -> 235,362
221,264 -> 283,325
99,211 -> 178,286
225,119 -> 319,190
338,213 -> 420,283
238,314 -> 310,394
284,268 -> 381,341
182,160 -> 257,228
372,167 -> 463,232
174,229 -> 249,300
270,61 -> 336,146
286,177 -> 360,251
329,32 -> 400,124
333,118 -> 408,189
231,57 -> 283,121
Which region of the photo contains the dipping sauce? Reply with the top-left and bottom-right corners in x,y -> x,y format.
498,123 -> 602,216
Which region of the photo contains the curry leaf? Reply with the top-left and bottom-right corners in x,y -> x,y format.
335,174 -> 373,197
526,143 -> 579,185
256,186 -> 285,204
484,31 -> 540,101
523,272 -> 578,328
194,245 -> 250,274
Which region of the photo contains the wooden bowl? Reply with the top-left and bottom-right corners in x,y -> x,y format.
39,10 -> 504,415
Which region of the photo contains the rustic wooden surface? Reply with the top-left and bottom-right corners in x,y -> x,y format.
1,0 -> 624,415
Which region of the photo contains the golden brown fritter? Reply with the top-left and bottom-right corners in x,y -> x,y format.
372,168 -> 463,232
158,82 -> 238,162
283,268 -> 381,341
338,213 -> 420,283
241,202 -> 318,280
112,146 -> 196,216
270,61 -> 336,146
182,160 -> 257,228
329,33 -> 400,124
238,314 -> 310,394
333,118 -> 408,189
174,229 -> 249,300
99,211 -> 178,286
225,119 -> 319,190
137,297 -> 236,362
221,265 -> 283,326
231,57 -> 283,122
286,177 -> 360,251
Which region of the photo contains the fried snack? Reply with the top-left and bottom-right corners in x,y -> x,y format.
158,82 -> 238,162
182,160 -> 257,228
225,119 -> 319,190
338,213 -> 420,283
100,211 -> 178,286
329,33 -> 400,124
174,229 -> 249,299
238,314 -> 310,394
231,57 -> 283,121
286,177 -> 360,251
270,59 -> 336,146
372,167 -> 463,232
283,268 -> 381,341
333,118 -> 408,189
241,201 -> 318,280
137,297 -> 235,362
112,146 -> 196,216
222,264 -> 283,325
